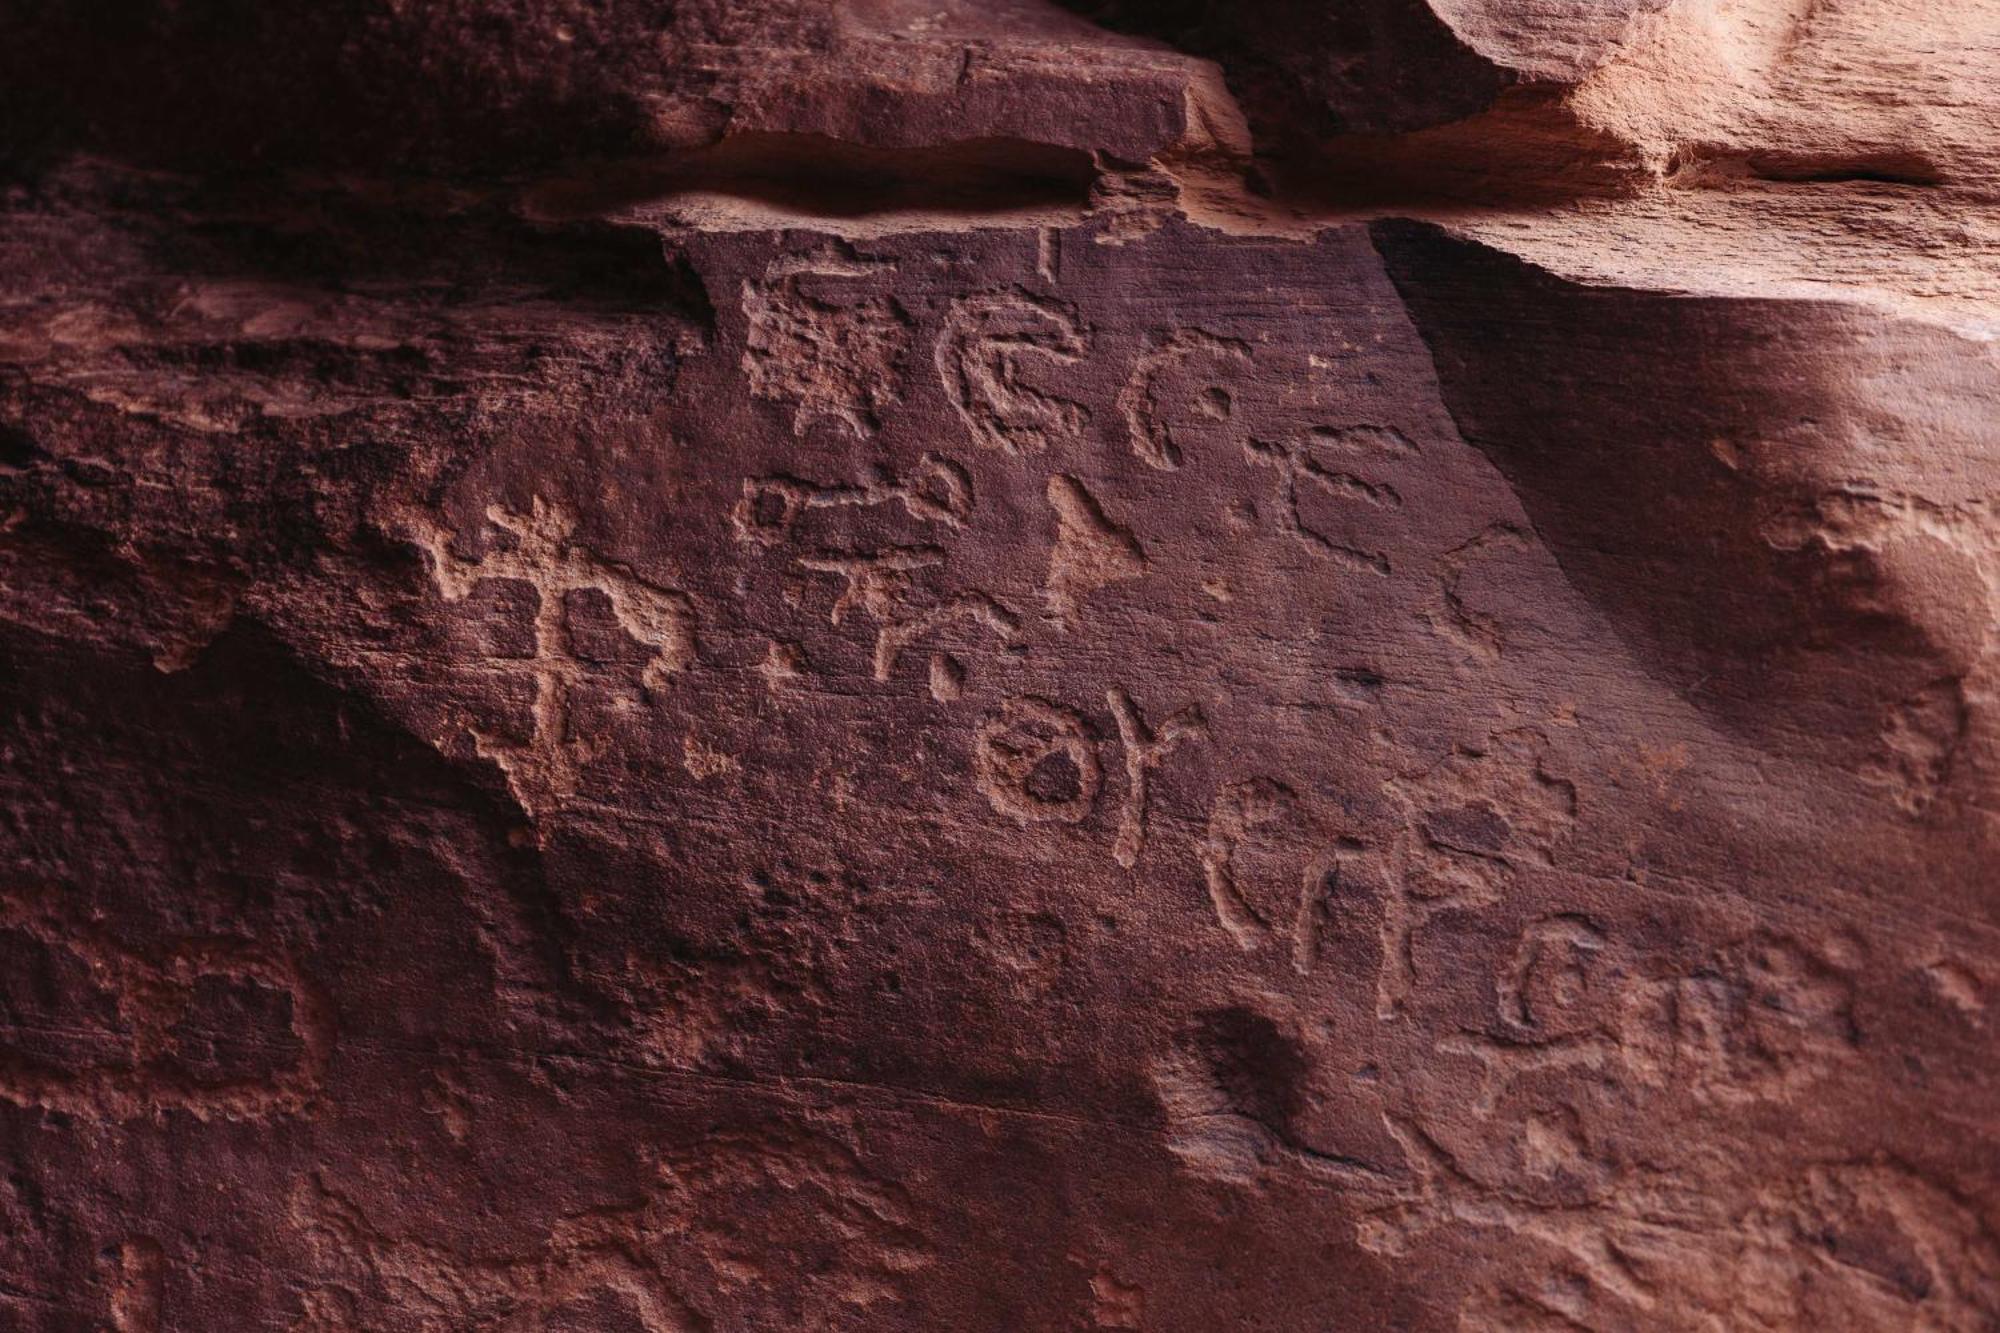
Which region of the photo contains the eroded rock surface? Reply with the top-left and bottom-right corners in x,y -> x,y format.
1,1 -> 1996,1328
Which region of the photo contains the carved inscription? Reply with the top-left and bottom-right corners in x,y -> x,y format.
975,696 -> 1103,824
408,497 -> 696,814
731,454 -> 972,547
1364,1119 -> 1997,1330
1195,781 -> 1376,975
1244,426 -> 1414,575
1437,915 -> 1860,1126
734,450 -> 1018,687
1626,933 -> 1860,1104
1045,475 -> 1146,628
935,291 -> 1089,455
1106,688 -> 1206,869
1431,523 -> 1531,660
0,889 -> 333,1122
1378,730 -> 1577,1018
1198,780 -> 1325,971
1186,729 -> 1574,991
1119,328 -> 1251,470
106,1238 -> 164,1333
742,251 -> 910,435
967,689 -> 1207,864
797,547 -> 1020,682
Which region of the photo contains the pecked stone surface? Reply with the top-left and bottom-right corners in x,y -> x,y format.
1,2 -> 1997,1329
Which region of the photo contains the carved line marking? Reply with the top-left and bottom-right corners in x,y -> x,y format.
1377,733 -> 1577,1019
796,547 -> 1020,682
935,291 -> 1088,455
106,1238 -> 164,1333
731,454 -> 972,548
1432,523 -> 1531,661
928,653 -> 966,703
1498,914 -> 1606,1038
294,1176 -> 702,1332
1244,427 -> 1413,575
742,251 -> 909,437
1198,779 -> 1291,953
1045,475 -> 1146,628
1106,689 -> 1206,869
975,696 -> 1103,825
876,598 -> 1018,683
1119,328 -> 1251,471
409,497 -> 696,814
1292,844 -> 1364,977
0,890 -> 333,1122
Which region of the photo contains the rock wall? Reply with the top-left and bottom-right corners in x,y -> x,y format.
1,1 -> 1996,1328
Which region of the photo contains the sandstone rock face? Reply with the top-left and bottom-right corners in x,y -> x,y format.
2,2 -> 1997,1329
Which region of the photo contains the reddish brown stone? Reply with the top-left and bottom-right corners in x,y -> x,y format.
1,2 -> 1996,1329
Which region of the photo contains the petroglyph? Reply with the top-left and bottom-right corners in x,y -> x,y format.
106,1238 -> 164,1333
1200,779 -> 1294,951
293,1175 -> 704,1331
756,639 -> 806,693
1378,731 -> 1577,1019
1864,677 -> 1969,816
1364,1120 -> 2000,1332
1244,427 -> 1413,575
1105,688 -> 1206,869
742,251 -> 909,435
1622,933 -> 1859,1105
1197,780 -> 1352,974
731,454 -> 972,547
1432,524 -> 1533,661
300,1118 -> 936,1327
1045,476 -> 1146,629
797,547 -> 1019,682
975,696 -> 1102,825
1441,916 -> 1858,1117
935,291 -> 1089,455
407,497 -> 695,815
1119,328 -> 1252,471
0,889 -> 333,1122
